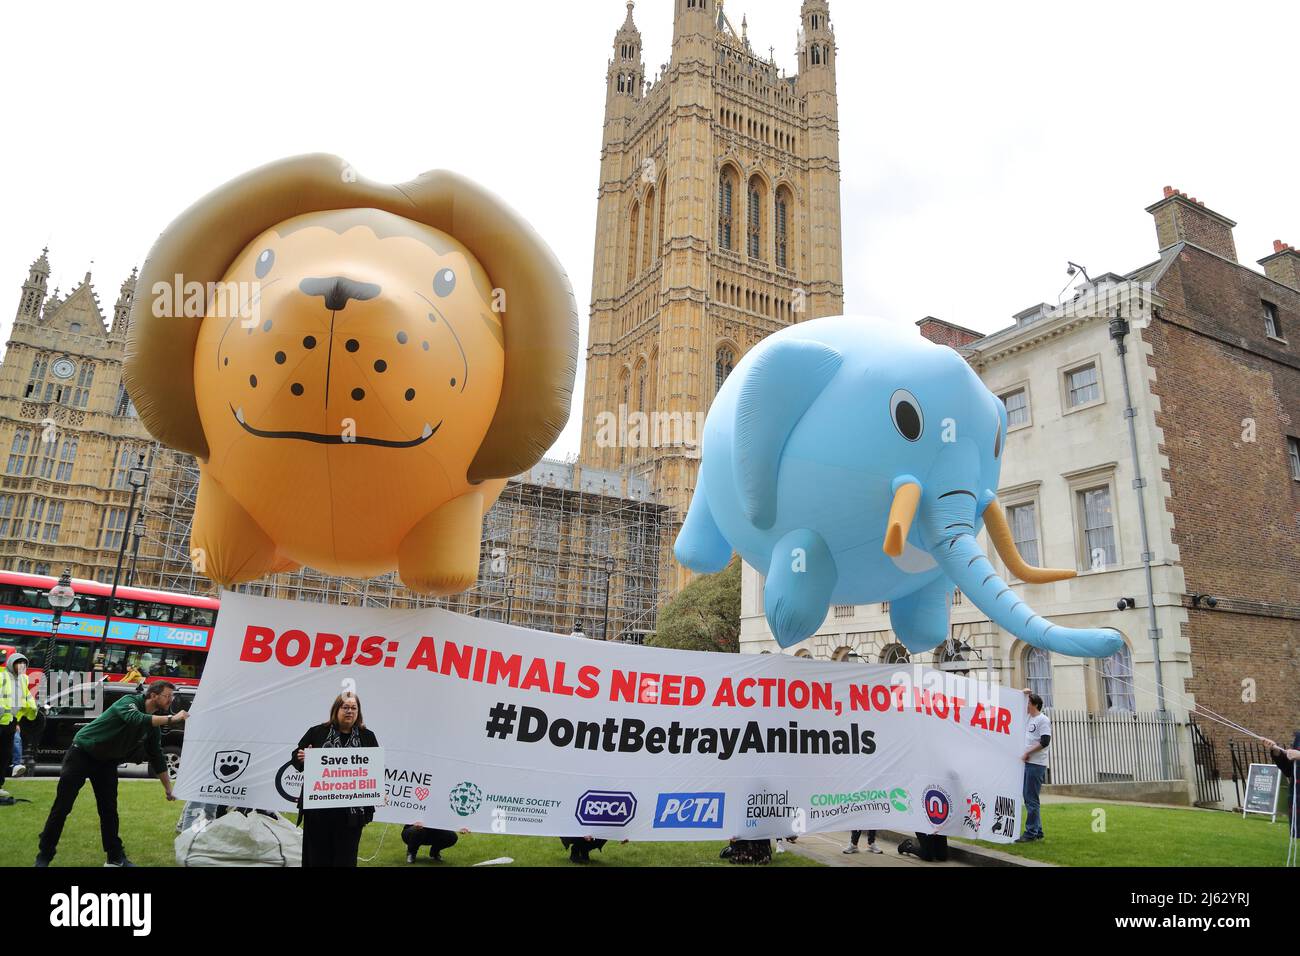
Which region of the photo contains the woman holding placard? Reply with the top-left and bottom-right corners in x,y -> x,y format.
292,692 -> 380,867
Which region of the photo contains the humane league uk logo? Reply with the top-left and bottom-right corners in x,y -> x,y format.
923,786 -> 952,826
199,749 -> 250,798
575,790 -> 637,827
50,887 -> 151,936
654,792 -> 725,829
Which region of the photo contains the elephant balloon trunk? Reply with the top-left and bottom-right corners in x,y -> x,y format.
916,487 -> 1125,659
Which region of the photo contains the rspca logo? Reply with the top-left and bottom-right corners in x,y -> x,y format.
575,790 -> 637,827
213,750 -> 250,783
654,792 -> 725,829
923,786 -> 952,826
50,886 -> 151,936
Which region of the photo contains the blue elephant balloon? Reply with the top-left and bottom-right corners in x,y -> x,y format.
675,315 -> 1124,659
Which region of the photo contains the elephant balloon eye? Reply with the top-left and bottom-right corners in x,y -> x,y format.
890,390 -> 924,442
255,249 -> 275,279
433,268 -> 456,298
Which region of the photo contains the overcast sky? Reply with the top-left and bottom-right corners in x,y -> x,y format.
2,0 -> 1297,460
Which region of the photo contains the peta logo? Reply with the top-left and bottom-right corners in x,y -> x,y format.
574,790 -> 637,827
654,792 -> 725,829
50,887 -> 151,936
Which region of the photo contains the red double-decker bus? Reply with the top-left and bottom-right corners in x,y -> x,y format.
0,569 -> 219,691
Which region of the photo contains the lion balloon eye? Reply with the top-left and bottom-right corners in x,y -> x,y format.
255,249 -> 275,279
433,268 -> 456,298
890,390 -> 924,442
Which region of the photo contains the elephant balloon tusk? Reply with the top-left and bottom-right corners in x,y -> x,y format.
983,499 -> 1077,584
883,482 -> 922,558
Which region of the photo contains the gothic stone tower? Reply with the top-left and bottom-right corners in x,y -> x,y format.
0,250 -> 168,581
580,0 -> 844,589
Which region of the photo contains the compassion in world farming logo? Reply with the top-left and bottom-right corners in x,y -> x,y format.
449,781 -> 484,817
890,788 -> 910,813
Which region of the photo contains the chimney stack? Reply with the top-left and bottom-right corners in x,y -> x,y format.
1145,186 -> 1238,262
1258,240 -> 1300,291
916,317 -> 984,349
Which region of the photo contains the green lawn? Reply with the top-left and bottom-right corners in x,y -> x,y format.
0,779 -> 818,868
958,801 -> 1292,867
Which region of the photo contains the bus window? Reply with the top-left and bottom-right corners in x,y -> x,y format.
15,588 -> 42,608
71,594 -> 106,616
112,599 -> 136,618
146,603 -> 171,623
190,608 -> 216,627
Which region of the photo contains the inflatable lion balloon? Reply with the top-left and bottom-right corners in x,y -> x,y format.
125,155 -> 577,595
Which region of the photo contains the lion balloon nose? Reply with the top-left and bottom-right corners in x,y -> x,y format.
298,276 -> 381,311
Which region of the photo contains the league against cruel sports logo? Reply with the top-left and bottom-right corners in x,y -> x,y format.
213,750 -> 250,783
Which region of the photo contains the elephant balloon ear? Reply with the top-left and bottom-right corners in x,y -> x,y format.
734,339 -> 843,530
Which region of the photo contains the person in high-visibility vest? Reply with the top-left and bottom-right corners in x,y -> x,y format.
0,651 -> 38,799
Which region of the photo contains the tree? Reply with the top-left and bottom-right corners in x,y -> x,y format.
648,557 -> 741,653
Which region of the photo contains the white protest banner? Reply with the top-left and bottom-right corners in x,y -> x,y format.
175,591 -> 1027,842
302,748 -> 385,809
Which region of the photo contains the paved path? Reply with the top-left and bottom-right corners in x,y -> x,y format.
783,830 -> 975,868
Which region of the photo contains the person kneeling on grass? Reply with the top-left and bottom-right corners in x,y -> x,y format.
35,680 -> 187,867
402,823 -> 467,863
897,833 -> 948,862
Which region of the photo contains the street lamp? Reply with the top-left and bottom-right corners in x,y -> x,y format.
126,514 -> 146,587
40,568 -> 77,683
96,453 -> 149,684
601,557 -> 616,643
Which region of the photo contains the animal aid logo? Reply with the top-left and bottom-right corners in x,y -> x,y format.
49,887 -> 151,936
990,795 -> 1018,837
923,786 -> 952,826
654,792 -> 725,829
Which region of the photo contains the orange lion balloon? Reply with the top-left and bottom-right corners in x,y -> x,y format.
124,155 -> 577,595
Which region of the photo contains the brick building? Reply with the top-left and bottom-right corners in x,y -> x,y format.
1138,189 -> 1300,772
740,187 -> 1299,801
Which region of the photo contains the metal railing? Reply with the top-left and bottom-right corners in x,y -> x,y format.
1190,720 -> 1222,807
1228,737 -> 1277,811
1047,710 -> 1184,785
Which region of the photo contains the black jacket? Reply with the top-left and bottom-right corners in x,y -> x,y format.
1274,732 -> 1299,782
291,723 -> 380,818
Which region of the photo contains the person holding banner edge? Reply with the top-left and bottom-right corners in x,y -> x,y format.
34,680 -> 186,867
292,692 -> 380,867
1017,690 -> 1051,843
1265,732 -> 1299,838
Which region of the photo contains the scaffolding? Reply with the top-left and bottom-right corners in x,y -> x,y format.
133,447 -> 680,643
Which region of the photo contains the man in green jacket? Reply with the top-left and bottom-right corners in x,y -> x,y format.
35,680 -> 188,867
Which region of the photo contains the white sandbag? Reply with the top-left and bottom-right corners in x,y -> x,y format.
175,809 -> 302,867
